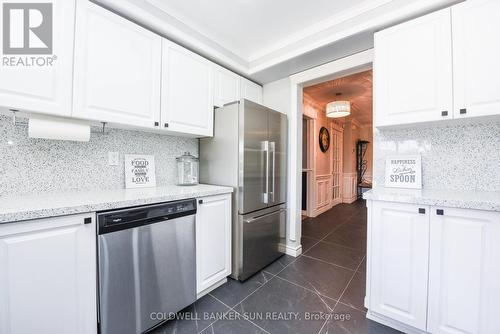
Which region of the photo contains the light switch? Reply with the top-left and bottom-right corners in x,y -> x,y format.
108,152 -> 119,166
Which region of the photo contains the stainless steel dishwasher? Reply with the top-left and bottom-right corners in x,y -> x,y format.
97,199 -> 197,334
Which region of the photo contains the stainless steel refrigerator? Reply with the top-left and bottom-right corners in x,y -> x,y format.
200,99 -> 287,281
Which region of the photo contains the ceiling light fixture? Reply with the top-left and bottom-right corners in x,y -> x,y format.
326,100 -> 351,118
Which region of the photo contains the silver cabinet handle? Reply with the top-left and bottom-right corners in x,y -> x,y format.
244,208 -> 286,223
262,141 -> 269,204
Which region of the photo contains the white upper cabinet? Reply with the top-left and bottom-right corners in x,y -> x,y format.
374,8 -> 453,127
240,78 -> 263,104
73,0 -> 161,128
0,214 -> 97,334
161,40 -> 214,137
369,201 -> 430,330
428,207 -> 500,334
213,65 -> 241,107
196,194 -> 231,294
452,0 -> 500,119
0,0 -> 75,117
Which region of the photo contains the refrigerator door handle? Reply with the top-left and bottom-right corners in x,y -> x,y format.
262,141 -> 269,204
243,208 -> 286,223
269,141 -> 276,203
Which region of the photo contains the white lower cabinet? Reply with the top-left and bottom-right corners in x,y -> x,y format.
196,194 -> 232,294
369,201 -> 430,330
0,214 -> 97,334
368,200 -> 500,334
428,207 -> 500,334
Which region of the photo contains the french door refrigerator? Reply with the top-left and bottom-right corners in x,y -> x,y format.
200,99 -> 287,281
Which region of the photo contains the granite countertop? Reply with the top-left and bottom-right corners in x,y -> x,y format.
363,188 -> 500,212
0,184 -> 234,224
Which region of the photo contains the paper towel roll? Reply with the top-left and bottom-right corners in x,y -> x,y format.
28,115 -> 91,142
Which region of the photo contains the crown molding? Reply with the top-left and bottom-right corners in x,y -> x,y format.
93,0 -> 460,83
246,0 -> 393,62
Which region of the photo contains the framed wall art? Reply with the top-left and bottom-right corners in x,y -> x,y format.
124,154 -> 156,188
319,126 -> 330,153
385,155 -> 422,189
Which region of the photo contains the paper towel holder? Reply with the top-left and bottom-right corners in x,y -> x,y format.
11,109 -> 108,135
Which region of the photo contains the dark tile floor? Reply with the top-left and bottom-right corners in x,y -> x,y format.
152,200 -> 401,334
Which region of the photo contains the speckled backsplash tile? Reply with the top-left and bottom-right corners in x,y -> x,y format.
0,115 -> 198,196
373,120 -> 500,191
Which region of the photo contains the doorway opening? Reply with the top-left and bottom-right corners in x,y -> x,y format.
300,69 -> 373,219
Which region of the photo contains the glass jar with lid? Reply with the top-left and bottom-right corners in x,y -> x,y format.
176,152 -> 199,186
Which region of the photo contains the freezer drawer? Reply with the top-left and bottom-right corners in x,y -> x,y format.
238,206 -> 286,281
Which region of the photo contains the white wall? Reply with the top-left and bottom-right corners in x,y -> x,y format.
263,78 -> 302,255
263,78 -> 291,115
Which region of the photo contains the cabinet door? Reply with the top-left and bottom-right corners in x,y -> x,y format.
369,201 -> 429,330
214,66 -> 240,107
161,40 -> 214,137
241,78 -> 263,104
452,0 -> 500,119
0,0 -> 75,116
196,194 -> 231,294
374,8 -> 453,127
73,1 -> 161,128
428,207 -> 500,334
0,214 -> 97,334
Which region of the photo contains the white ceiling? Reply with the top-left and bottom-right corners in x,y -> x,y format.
97,0 -> 461,83
145,0 -> 370,61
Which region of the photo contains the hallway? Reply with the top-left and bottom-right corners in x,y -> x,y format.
153,201 -> 401,334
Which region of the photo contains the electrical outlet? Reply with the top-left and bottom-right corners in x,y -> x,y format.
108,152 -> 119,166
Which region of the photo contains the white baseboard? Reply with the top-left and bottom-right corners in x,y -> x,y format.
366,311 -> 427,334
313,203 -> 333,217
342,196 -> 358,204
196,278 -> 227,299
284,244 -> 302,257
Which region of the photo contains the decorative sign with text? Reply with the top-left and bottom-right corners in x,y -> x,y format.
385,155 -> 422,189
124,155 -> 156,189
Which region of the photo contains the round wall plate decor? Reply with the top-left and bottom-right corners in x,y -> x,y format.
319,127 -> 330,153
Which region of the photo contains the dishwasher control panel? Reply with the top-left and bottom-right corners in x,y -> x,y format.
97,199 -> 196,234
